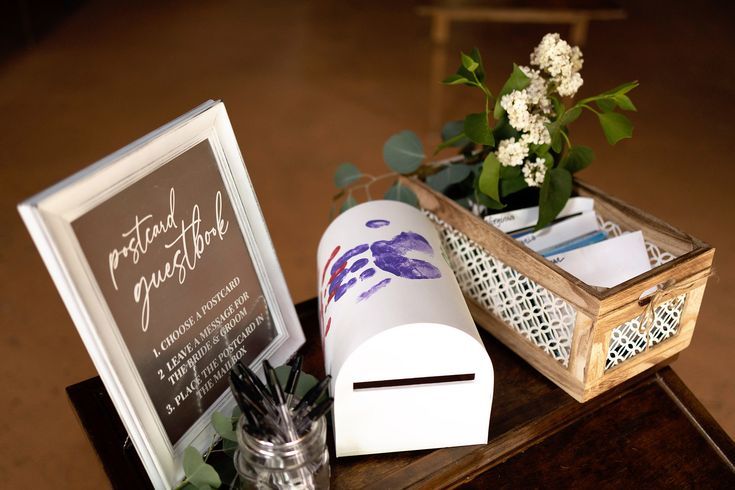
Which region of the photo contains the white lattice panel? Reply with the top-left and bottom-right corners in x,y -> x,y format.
426,213 -> 576,366
425,209 -> 683,373
605,294 -> 686,370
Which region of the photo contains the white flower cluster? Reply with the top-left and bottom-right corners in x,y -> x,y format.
519,65 -> 552,114
496,137 -> 529,167
493,33 -> 585,191
499,89 -> 551,147
522,157 -> 547,187
530,33 -> 584,97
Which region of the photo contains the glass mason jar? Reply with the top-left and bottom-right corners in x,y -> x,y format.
234,414 -> 330,489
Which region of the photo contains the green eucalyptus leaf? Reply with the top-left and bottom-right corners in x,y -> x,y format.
334,162 -> 362,189
231,406 -> 242,420
212,412 -> 237,442
464,113 -> 494,145
223,438 -> 238,456
340,194 -> 357,213
598,112 -> 633,145
560,146 -> 595,173
493,64 -> 531,119
183,447 -> 221,489
426,164 -> 472,193
434,133 -> 468,154
441,120 -> 469,146
537,168 -> 573,230
478,153 -> 502,202
383,130 -> 425,174
384,182 -> 419,207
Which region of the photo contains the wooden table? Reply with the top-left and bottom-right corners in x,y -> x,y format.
67,299 -> 735,488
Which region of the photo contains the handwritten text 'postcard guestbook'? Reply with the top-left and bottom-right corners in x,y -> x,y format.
18,101 -> 304,489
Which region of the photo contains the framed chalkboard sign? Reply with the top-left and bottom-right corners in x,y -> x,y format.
18,101 -> 304,489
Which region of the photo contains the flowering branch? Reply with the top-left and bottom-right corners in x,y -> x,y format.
330,34 -> 638,229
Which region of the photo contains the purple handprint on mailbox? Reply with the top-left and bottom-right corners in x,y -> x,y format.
320,219 -> 442,338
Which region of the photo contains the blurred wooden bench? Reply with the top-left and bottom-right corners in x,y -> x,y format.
417,1 -> 626,129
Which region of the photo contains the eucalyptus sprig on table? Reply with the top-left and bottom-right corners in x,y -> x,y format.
333,33 -> 638,229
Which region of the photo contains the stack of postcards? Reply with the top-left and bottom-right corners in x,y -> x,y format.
485,198 -> 651,288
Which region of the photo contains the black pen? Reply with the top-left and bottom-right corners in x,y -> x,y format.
229,372 -> 268,420
263,360 -> 300,437
294,375 -> 331,417
284,354 -> 303,407
237,361 -> 280,415
296,397 -> 333,435
230,371 -> 288,441
233,366 -> 274,413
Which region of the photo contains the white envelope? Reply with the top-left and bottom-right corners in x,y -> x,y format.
484,197 -> 594,233
548,231 -> 651,288
516,211 -> 600,252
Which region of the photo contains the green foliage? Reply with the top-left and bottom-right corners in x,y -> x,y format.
384,182 -> 419,207
182,447 -> 221,490
501,175 -> 528,197
331,44 -> 638,228
212,412 -> 237,442
426,164 -> 472,193
177,366 -> 324,490
597,112 -> 634,145
441,120 -> 470,147
473,187 -> 505,210
340,194 -> 357,213
560,146 -> 595,173
435,120 -> 469,153
493,64 -> 531,119
478,153 -> 502,202
461,52 -> 479,72
464,113 -> 494,145
383,131 -> 425,174
558,106 -> 583,126
334,163 -> 362,188
537,168 -> 573,230
274,365 -> 319,400
443,47 -> 486,87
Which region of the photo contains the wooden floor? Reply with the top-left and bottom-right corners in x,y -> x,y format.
1,1 -> 733,487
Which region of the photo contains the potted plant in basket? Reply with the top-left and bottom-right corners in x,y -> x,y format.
332,33 -> 638,230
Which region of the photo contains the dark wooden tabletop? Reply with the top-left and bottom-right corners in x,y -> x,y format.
67,298 -> 735,488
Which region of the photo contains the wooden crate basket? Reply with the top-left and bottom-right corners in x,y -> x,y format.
403,177 -> 715,402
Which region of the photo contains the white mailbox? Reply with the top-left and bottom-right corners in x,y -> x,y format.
316,200 -> 494,457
